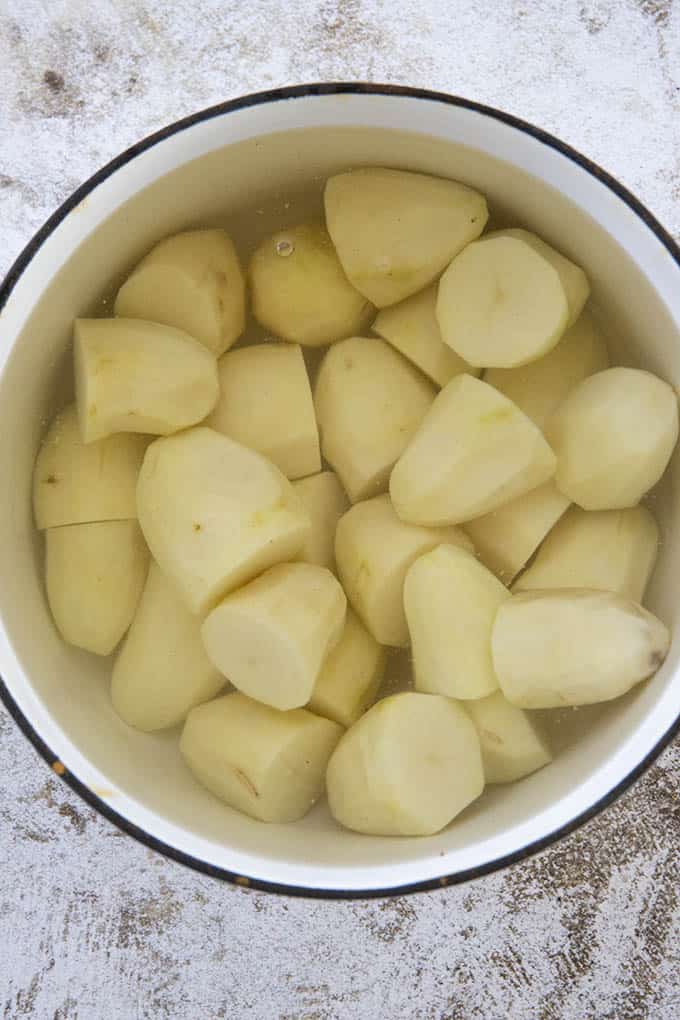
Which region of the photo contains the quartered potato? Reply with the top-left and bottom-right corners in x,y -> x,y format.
293,471 -> 349,570
464,691 -> 552,784
308,608 -> 386,728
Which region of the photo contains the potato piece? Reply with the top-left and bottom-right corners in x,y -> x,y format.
45,520 -> 148,656
314,337 -> 435,503
114,229 -> 245,356
404,544 -> 509,699
111,562 -> 225,732
324,168 -> 488,307
335,494 -> 473,647
326,692 -> 484,836
463,691 -> 552,784
136,428 -> 310,615
372,284 -> 477,387
390,374 -> 556,526
202,563 -> 346,711
208,343 -> 320,479
492,589 -> 669,708
484,309 -> 609,428
180,692 -> 342,823
249,223 -> 373,346
546,367 -> 679,509
308,608 -> 386,728
513,505 -> 659,602
74,318 -> 218,443
437,235 -> 569,368
33,404 -> 148,529
293,471 -> 349,570
463,482 -> 570,583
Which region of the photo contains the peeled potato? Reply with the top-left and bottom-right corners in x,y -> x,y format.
372,284 -> 477,387
74,318 -> 219,442
513,505 -> 659,602
390,374 -> 556,526
45,520 -> 148,656
293,471 -> 349,570
202,563 -> 346,711
437,235 -> 569,368
463,691 -> 552,784
546,367 -> 679,509
308,608 -> 386,728
314,337 -> 435,503
208,343 -> 320,479
484,309 -> 609,429
180,692 -> 343,823
463,481 -> 570,583
111,562 -> 225,732
404,544 -> 509,699
114,229 -> 245,356
249,222 -> 373,346
324,168 -> 488,307
492,589 -> 670,708
136,428 -> 310,615
326,692 -> 484,836
334,494 -> 473,647
33,404 -> 148,529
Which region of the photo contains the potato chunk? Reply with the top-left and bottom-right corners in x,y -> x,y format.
308,609 -> 386,728
464,691 -> 552,784
292,471 -> 349,570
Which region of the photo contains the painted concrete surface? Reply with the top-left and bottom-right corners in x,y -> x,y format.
1,2 -> 679,1017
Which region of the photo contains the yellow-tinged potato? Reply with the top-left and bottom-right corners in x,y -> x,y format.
334,494 -> 473,647
463,691 -> 552,784
404,544 -> 509,699
180,692 -> 343,823
492,589 -> 670,708
136,428 -> 310,615
390,374 -> 556,526
45,520 -> 148,656
111,562 -> 225,732
314,337 -> 435,503
513,505 -> 659,602
75,318 -> 218,443
292,471 -> 349,570
33,404 -> 148,529
249,222 -> 373,346
326,692 -> 484,836
114,229 -> 245,356
208,343 -> 320,479
546,367 -> 679,509
308,608 -> 386,728
201,563 -> 346,711
324,168 -> 488,307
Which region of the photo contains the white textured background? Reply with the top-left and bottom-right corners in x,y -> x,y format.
1,2 -> 679,1018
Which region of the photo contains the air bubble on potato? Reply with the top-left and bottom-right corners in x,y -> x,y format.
292,471 -> 349,570
463,690 -> 552,784
308,608 -> 386,728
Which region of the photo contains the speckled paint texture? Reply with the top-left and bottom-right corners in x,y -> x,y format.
1,2 -> 679,1018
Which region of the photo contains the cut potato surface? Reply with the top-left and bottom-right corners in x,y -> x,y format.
180,692 -> 343,823
372,284 -> 477,388
45,520 -> 148,656
437,235 -> 569,368
111,562 -> 225,732
390,374 -> 556,526
201,563 -> 347,711
33,404 -> 148,529
314,337 -> 435,503
484,308 -> 609,429
513,505 -> 659,602
463,691 -> 552,784
136,428 -> 310,615
324,168 -> 488,307
492,589 -> 670,708
208,342 -> 320,479
335,494 -> 473,647
404,544 -> 509,699
293,471 -> 349,570
546,367 -> 679,509
249,222 -> 373,346
74,318 -> 219,443
326,692 -> 484,836
308,608 -> 386,728
463,481 -> 570,583
114,229 -> 245,356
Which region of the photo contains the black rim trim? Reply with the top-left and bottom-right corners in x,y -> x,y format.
1,82 -> 679,900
